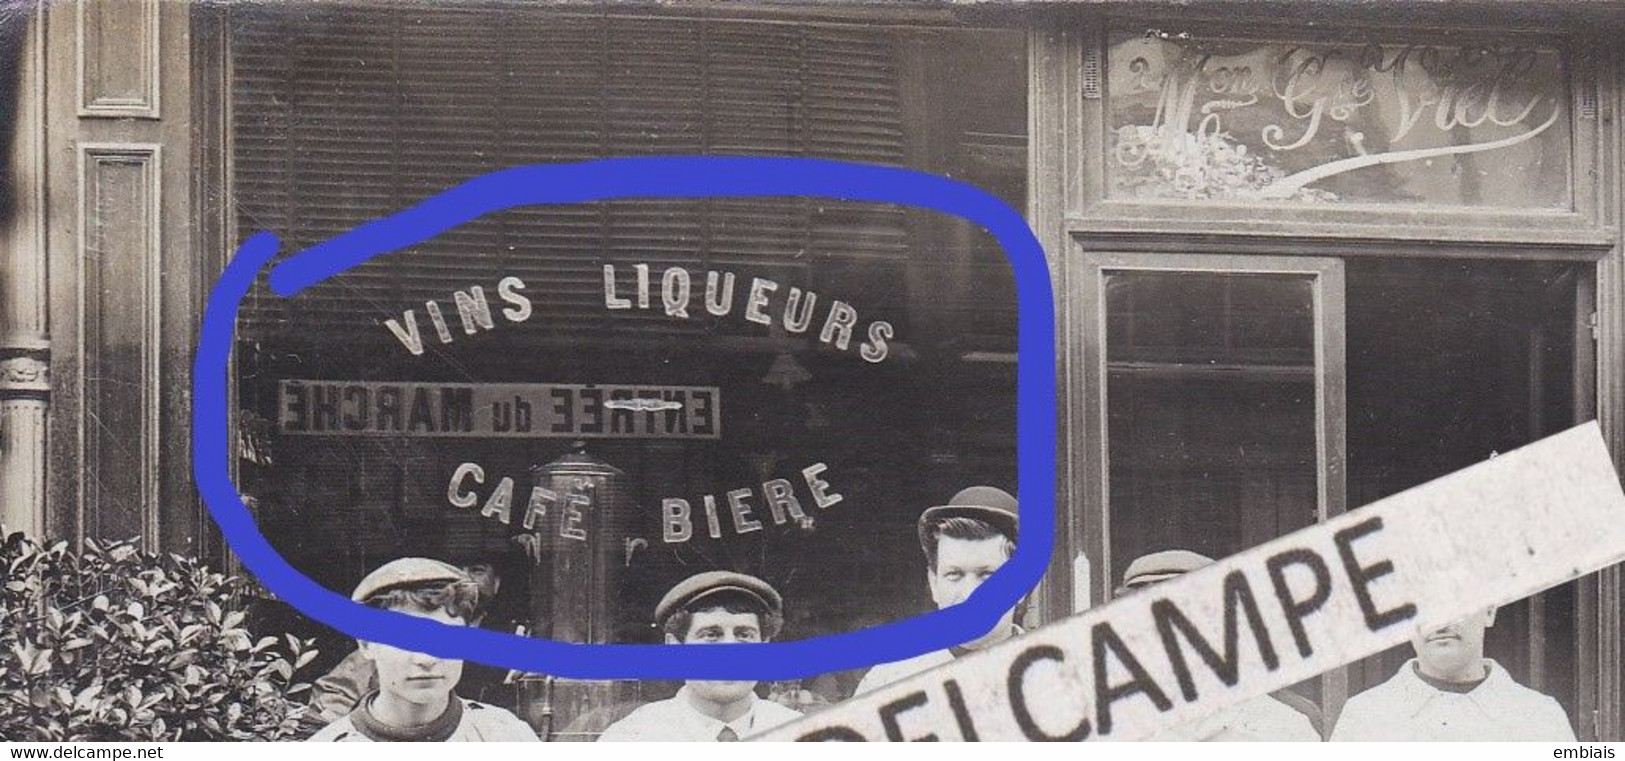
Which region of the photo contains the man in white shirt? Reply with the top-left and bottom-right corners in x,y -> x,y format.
308,558 -> 539,742
854,486 -> 1022,696
598,571 -> 802,741
1116,550 -> 1324,742
310,557 -> 516,722
1331,606 -> 1576,741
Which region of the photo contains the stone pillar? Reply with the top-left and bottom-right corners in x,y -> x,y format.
0,6 -> 48,539
0,350 -> 49,538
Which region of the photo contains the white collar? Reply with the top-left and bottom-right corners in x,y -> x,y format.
675,685 -> 759,739
1392,658 -> 1524,714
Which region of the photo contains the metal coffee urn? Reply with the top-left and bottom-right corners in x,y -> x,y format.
517,446 -> 644,741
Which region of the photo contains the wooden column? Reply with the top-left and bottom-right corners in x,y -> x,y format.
1594,26 -> 1625,742
1029,20 -> 1080,624
37,0 -> 201,551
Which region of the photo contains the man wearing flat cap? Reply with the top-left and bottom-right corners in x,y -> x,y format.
310,553 -> 518,723
854,486 -> 1022,696
1118,550 -> 1322,742
308,558 -> 538,742
598,571 -> 802,741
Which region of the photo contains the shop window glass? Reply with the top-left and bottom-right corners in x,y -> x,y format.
229,5 -> 1025,735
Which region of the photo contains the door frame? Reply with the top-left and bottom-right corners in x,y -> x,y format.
1071,251 -> 1348,605
1070,249 -> 1349,721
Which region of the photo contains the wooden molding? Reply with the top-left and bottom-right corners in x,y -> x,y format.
76,0 -> 160,119
76,143 -> 162,549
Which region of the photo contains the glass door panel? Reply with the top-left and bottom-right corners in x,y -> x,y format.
1105,272 -> 1320,583
1078,252 -> 1347,725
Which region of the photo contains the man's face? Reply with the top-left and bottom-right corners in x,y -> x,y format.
928,536 -> 1011,609
464,563 -> 500,601
669,606 -> 764,705
362,607 -> 466,706
1410,607 -> 1496,678
928,536 -> 1015,648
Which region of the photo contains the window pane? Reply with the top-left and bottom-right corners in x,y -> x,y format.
228,6 -> 1027,731
1105,272 -> 1319,587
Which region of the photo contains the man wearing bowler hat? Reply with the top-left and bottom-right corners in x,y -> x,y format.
598,571 -> 802,741
854,486 -> 1022,696
1118,549 -> 1322,742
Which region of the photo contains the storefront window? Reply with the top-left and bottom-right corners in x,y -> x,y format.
229,5 -> 1026,737
1105,26 -> 1573,207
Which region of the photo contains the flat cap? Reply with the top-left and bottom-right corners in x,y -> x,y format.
1121,549 -> 1215,589
655,571 -> 782,627
351,557 -> 470,602
918,486 -> 1019,553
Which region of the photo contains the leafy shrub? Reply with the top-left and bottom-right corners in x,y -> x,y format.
1,532 -> 318,740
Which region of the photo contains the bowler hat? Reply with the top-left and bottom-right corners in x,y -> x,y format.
655,570 -> 782,627
917,486 -> 1019,554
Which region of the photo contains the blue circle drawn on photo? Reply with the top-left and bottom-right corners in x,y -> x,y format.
193,156 -> 1056,680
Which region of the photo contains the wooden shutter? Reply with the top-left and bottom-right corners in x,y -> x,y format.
232,6 -> 911,347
